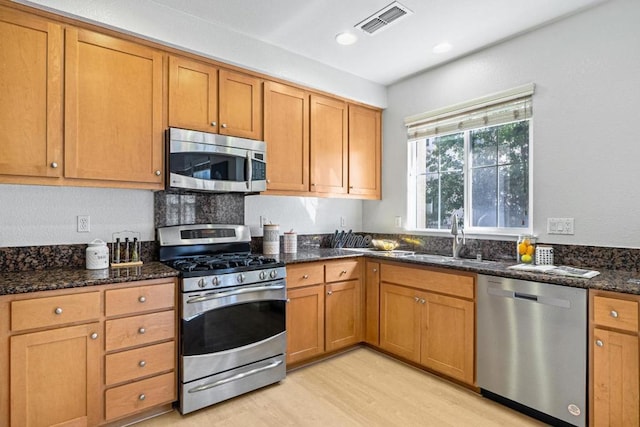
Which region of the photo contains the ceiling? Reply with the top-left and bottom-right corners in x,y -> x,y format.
148,0 -> 606,86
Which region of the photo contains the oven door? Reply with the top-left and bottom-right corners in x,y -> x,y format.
169,139 -> 266,193
181,280 -> 286,383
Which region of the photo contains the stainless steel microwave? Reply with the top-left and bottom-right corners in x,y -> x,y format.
167,127 -> 266,193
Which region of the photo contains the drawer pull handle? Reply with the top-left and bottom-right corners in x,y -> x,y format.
340,270 -> 347,275
90,333 -> 98,340
138,327 -> 146,334
596,339 -> 604,347
610,310 -> 619,318
138,394 -> 146,401
139,360 -> 146,368
303,275 -> 309,279
138,296 -> 146,303
54,307 -> 63,315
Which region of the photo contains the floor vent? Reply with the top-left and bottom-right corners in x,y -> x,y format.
355,1 -> 413,35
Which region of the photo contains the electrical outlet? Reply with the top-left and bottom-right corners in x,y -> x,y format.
394,216 -> 402,228
340,216 -> 346,227
77,215 -> 90,232
547,217 -> 574,235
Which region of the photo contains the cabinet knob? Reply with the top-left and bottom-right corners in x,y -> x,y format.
50,162 -> 58,168
610,310 -> 619,318
138,296 -> 146,303
311,183 -> 316,187
222,123 -> 228,128
138,394 -> 146,401
302,274 -> 309,279
155,170 -> 161,176
211,121 -> 217,127
340,270 -> 347,275
420,298 -> 426,304
139,360 -> 146,367
267,179 -> 271,184
350,186 -> 354,189
596,339 -> 604,347
286,298 -> 290,303
414,297 -> 420,302
138,327 -> 146,334
54,307 -> 63,315
90,332 -> 98,340
327,290 -> 333,296
373,268 -> 378,272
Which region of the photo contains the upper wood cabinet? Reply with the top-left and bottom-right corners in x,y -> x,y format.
348,104 -> 381,199
168,56 -> 218,133
0,7 -> 63,183
263,81 -> 309,192
64,28 -> 164,188
219,69 -> 263,140
168,58 -> 262,140
310,94 -> 348,195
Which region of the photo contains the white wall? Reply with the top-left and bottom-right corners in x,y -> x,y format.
364,0 -> 640,248
244,195 -> 362,238
0,185 -> 154,247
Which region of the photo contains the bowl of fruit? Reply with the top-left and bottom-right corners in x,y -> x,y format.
371,239 -> 399,251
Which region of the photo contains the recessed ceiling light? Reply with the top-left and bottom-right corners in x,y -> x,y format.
432,42 -> 452,54
335,32 -> 358,45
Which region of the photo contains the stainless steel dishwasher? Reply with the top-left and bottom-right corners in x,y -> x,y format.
477,274 -> 587,427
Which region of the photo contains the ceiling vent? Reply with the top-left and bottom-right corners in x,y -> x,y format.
355,1 -> 413,35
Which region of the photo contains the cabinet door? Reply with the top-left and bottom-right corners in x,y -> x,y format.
326,280 -> 361,352
286,284 -> 325,364
0,8 -> 62,181
64,28 -> 164,187
348,104 -> 381,199
592,327 -> 639,426
310,95 -> 348,195
263,81 -> 309,192
421,293 -> 475,385
365,261 -> 380,345
218,69 -> 262,140
379,283 -> 421,362
168,55 -> 218,133
11,323 -> 101,427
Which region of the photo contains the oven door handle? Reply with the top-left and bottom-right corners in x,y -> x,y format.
187,359 -> 283,394
186,283 -> 285,304
246,151 -> 252,190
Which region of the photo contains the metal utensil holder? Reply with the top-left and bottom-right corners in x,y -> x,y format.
111,230 -> 143,268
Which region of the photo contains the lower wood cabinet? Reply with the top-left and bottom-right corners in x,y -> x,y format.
379,263 -> 475,386
590,290 -> 640,426
0,278 -> 177,427
286,259 -> 362,365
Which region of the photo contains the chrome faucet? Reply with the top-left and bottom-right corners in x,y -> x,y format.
451,213 -> 465,258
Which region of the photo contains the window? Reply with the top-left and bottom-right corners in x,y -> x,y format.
406,84 -> 534,234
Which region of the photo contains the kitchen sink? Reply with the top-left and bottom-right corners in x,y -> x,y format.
406,254 -> 456,263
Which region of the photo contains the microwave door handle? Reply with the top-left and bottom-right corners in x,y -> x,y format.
246,151 -> 252,190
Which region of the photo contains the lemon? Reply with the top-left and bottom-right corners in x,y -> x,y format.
521,254 -> 532,263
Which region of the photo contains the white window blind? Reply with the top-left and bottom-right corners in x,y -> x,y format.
405,83 -> 535,141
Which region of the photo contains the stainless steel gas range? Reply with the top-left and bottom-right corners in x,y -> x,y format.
157,224 -> 286,415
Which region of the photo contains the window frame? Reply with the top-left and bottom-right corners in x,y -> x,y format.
405,87 -> 534,237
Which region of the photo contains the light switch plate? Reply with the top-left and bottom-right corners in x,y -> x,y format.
547,217 -> 574,235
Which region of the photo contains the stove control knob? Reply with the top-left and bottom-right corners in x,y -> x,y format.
270,270 -> 278,279
237,274 -> 245,284
212,276 -> 220,287
197,278 -> 206,288
259,271 -> 267,280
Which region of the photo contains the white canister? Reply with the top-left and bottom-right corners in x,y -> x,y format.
86,239 -> 109,270
263,224 -> 280,255
535,245 -> 554,265
284,231 -> 297,254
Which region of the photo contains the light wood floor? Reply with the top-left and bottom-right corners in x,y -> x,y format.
138,347 -> 546,426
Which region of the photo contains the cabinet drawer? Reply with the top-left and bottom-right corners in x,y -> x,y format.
287,262 -> 325,289
105,310 -> 175,351
325,260 -> 360,283
106,282 -> 175,317
381,264 -> 474,299
11,291 -> 100,331
105,341 -> 175,386
594,296 -> 638,332
105,371 -> 176,421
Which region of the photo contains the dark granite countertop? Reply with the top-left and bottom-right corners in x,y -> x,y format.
272,248 -> 640,296
0,262 -> 179,296
2,250 -> 639,297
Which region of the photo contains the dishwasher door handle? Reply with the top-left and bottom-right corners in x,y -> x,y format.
514,292 -> 538,302
487,286 -> 571,308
